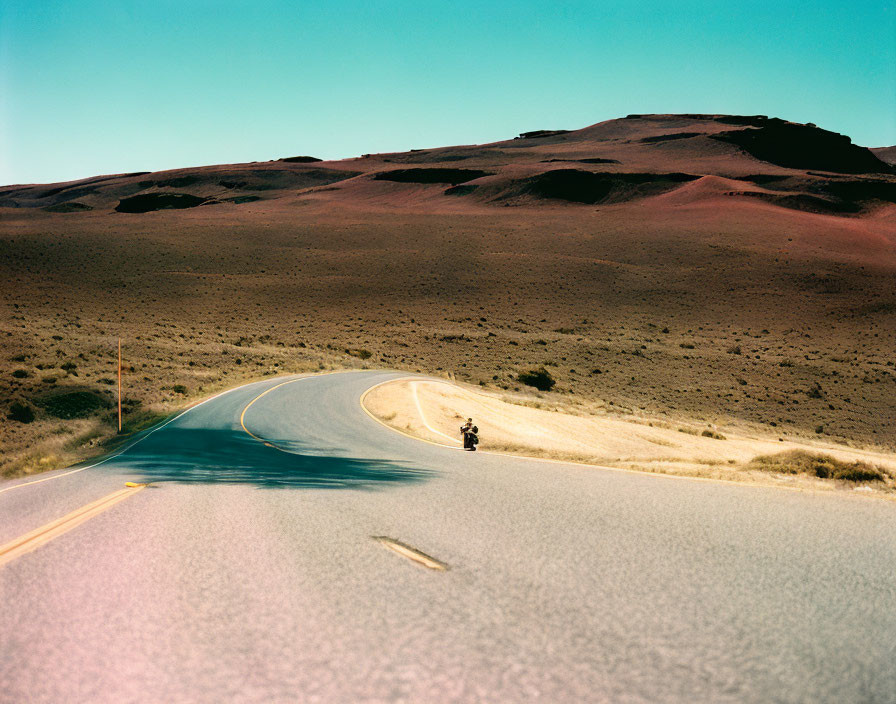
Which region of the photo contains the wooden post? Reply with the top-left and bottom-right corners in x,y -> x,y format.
118,338 -> 122,433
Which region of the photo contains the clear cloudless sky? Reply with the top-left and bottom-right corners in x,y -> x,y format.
1,0 -> 894,185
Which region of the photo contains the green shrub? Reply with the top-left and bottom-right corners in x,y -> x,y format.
12,369 -> 29,378
346,348 -> 372,360
8,401 -> 35,423
37,390 -> 111,419
517,367 -> 556,391
172,384 -> 188,394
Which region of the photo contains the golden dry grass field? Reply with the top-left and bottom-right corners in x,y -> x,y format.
364,378 -> 896,495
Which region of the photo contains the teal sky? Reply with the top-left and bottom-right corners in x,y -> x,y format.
2,0 -> 894,185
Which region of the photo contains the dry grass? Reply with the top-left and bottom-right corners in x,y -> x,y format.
0,323 -> 362,479
748,450 -> 893,485
3,118 -> 896,476
363,379 -> 896,494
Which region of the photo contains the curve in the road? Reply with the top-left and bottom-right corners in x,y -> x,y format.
1,370 -> 894,704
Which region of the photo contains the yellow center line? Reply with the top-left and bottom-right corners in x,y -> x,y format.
0,484 -> 147,568
238,371 -> 371,450
238,377 -> 318,452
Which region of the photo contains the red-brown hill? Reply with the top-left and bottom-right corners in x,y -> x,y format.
2,114 -> 893,215
1,114 -> 895,477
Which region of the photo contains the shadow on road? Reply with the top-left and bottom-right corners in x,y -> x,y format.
110,427 -> 430,490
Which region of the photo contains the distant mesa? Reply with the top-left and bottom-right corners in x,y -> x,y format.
734,174 -> 792,185
4,113 -> 894,217
513,169 -> 698,204
871,146 -> 896,165
138,175 -> 200,188
729,191 -> 863,215
116,193 -> 208,213
115,192 -> 266,212
625,114 -> 770,125
714,115 -> 771,126
279,156 -> 323,163
444,184 -> 479,196
710,121 -> 892,174
640,132 -> 703,143
728,175 -> 896,212
541,158 -> 621,164
213,168 -> 359,191
515,129 -> 571,140
373,168 -> 491,185
822,179 -> 896,206
44,201 -> 93,213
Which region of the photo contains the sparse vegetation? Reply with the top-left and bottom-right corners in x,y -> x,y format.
36,390 -> 111,419
749,450 -> 890,483
366,379 -> 896,494
518,368 -> 556,391
8,401 -> 35,424
2,113 -> 896,482
701,429 -> 726,440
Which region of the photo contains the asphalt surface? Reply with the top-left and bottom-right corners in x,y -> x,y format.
1,371 -> 895,703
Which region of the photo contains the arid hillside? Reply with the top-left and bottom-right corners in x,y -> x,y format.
2,114 -> 895,477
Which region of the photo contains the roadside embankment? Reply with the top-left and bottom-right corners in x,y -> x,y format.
362,378 -> 896,496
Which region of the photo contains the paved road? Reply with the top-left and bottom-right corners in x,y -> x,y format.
2,371 -> 895,703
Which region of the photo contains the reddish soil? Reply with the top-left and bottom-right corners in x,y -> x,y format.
2,114 -> 894,476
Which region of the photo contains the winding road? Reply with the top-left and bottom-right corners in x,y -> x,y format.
1,371 -> 894,703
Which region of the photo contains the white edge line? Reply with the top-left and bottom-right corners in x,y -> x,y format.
0,379 -> 278,495
362,377 -> 889,498
412,381 -> 463,444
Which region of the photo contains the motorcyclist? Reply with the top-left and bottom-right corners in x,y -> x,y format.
460,418 -> 474,449
468,425 -> 479,451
